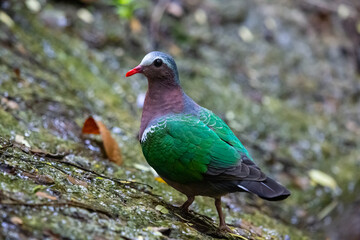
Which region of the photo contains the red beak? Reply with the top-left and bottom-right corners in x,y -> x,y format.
125,65 -> 143,77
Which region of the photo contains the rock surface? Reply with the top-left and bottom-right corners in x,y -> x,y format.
1,0 -> 359,239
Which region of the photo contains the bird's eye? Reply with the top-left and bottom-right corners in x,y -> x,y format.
153,59 -> 163,67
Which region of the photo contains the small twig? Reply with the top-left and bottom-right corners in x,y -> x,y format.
30,148 -> 68,159
0,200 -> 116,218
17,143 -> 69,159
8,146 -> 153,191
3,141 -> 154,196
55,160 -> 153,190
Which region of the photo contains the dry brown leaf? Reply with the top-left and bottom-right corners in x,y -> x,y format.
10,216 -> 23,225
67,175 -> 88,187
82,116 -> 123,165
35,191 -> 57,200
82,116 -> 100,134
96,121 -> 123,165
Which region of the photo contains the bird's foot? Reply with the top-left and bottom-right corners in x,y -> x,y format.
179,196 -> 195,213
179,204 -> 190,213
219,224 -> 234,233
215,197 -> 234,233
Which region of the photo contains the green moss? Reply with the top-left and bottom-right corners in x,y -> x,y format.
0,109 -> 22,137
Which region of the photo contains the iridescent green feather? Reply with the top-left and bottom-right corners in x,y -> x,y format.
141,109 -> 252,184
198,109 -> 252,160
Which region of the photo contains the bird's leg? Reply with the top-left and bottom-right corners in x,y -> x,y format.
215,197 -> 232,232
180,196 -> 195,212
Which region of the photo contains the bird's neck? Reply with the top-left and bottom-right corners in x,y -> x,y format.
139,80 -> 184,139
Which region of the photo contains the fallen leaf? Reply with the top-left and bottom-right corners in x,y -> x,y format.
96,121 -> 123,165
154,177 -> 166,184
67,175 -> 88,187
308,169 -> 337,190
15,135 -> 30,148
10,216 -> 23,225
82,117 -> 100,134
82,116 -> 123,165
155,205 -> 169,214
35,191 -> 57,200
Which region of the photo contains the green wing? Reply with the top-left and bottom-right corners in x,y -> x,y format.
198,108 -> 252,160
141,111 -> 264,184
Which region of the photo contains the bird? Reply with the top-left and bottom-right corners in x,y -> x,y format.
125,51 -> 290,232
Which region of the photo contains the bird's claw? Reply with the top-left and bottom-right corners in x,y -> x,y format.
179,205 -> 189,213
219,224 -> 234,233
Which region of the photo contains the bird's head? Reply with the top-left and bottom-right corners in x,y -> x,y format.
126,51 -> 180,85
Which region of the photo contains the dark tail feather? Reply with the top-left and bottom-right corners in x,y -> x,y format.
238,177 -> 290,201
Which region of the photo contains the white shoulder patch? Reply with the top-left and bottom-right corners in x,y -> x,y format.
140,119 -> 168,143
141,126 -> 155,143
